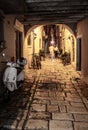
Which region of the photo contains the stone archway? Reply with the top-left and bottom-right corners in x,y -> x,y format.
23,24 -> 76,69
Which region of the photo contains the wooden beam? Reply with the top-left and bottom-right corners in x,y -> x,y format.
26,1 -> 88,7
26,5 -> 88,11
26,0 -> 68,3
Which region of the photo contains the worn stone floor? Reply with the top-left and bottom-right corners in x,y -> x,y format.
0,58 -> 88,130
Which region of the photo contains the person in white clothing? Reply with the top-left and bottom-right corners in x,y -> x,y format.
49,44 -> 55,61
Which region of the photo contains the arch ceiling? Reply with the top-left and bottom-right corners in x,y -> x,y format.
0,0 -> 88,27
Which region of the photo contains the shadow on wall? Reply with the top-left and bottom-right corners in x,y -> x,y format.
0,63 -> 7,95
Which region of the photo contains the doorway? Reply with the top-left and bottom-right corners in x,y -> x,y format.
15,31 -> 23,60
76,38 -> 81,70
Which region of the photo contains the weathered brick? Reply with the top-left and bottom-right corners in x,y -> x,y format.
65,97 -> 82,102
74,122 -> 88,130
52,113 -> 74,121
31,104 -> 46,112
74,113 -> 88,121
49,120 -> 73,130
25,119 -> 48,130
47,105 -> 58,112
70,102 -> 85,108
67,106 -> 87,113
59,105 -> 67,112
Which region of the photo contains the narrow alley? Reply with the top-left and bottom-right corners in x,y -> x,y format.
0,57 -> 88,130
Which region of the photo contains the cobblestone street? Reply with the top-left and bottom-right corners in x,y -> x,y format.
0,58 -> 88,130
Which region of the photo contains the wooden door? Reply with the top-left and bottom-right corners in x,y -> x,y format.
76,38 -> 81,70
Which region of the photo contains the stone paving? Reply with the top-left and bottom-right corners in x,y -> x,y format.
0,58 -> 88,130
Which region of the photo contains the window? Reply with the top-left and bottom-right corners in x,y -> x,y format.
27,35 -> 31,46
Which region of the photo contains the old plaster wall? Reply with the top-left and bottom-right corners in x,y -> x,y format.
4,16 -> 24,61
4,15 -> 16,61
77,17 -> 88,84
24,26 -> 43,69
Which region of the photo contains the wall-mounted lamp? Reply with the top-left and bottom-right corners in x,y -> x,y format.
0,41 -> 4,48
33,32 -> 37,40
0,40 -> 6,49
68,36 -> 71,40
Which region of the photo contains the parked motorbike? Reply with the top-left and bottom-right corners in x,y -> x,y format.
2,56 -> 27,101
31,53 -> 41,69
61,52 -> 71,66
